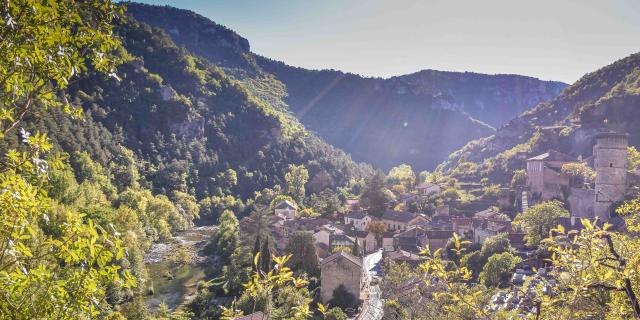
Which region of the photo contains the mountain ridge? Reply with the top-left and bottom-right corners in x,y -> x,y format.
125,2 -> 567,171
437,52 -> 640,184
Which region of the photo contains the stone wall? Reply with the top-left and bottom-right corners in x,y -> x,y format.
320,256 -> 363,303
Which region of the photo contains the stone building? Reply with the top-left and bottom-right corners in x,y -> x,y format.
593,132 -> 628,220
416,182 -> 441,196
526,150 -> 577,201
274,200 -> 298,220
344,211 -> 371,231
320,251 -> 365,303
381,211 -> 428,232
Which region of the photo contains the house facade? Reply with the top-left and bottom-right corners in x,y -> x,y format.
381,211 -> 428,232
416,182 -> 441,196
320,251 -> 365,303
274,200 -> 298,220
344,211 -> 371,231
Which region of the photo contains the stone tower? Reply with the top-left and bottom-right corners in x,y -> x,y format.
594,132 -> 628,221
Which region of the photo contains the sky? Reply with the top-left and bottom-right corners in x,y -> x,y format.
137,0 -> 640,84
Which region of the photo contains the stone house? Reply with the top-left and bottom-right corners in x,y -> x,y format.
393,226 -> 428,252
416,182 -> 441,196
320,251 -> 365,303
270,217 -> 330,253
425,230 -> 455,252
344,211 -> 371,231
434,205 -> 450,217
329,234 -> 357,253
274,200 -> 298,220
381,211 -> 428,232
347,230 -> 378,254
473,219 -> 512,244
313,224 -> 344,247
526,150 -> 577,202
452,217 -> 473,238
382,232 -> 396,251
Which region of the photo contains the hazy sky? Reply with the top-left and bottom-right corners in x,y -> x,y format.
137,0 -> 640,84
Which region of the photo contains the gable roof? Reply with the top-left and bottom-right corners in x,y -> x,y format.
347,230 -> 371,238
527,149 -> 576,162
236,311 -> 268,320
346,211 -> 368,219
321,250 -> 362,268
394,226 -> 426,239
382,211 -> 422,223
416,182 -> 439,189
426,230 -> 454,240
275,200 -> 297,210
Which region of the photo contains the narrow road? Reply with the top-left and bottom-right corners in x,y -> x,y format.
357,249 -> 384,320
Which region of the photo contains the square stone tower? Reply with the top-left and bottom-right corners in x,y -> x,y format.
594,132 -> 628,221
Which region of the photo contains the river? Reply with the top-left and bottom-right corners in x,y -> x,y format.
144,226 -> 217,312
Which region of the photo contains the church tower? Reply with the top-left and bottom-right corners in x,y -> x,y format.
594,132 -> 628,221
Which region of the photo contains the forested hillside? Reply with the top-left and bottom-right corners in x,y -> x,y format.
437,52 -> 640,184
67,18 -> 370,203
125,3 -> 566,171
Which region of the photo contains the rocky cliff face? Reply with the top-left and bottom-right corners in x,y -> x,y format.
438,52 -> 640,184
126,3 -> 567,171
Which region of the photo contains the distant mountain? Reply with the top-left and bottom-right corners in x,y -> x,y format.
31,15 -> 373,203
126,3 -> 567,171
395,70 -> 567,127
437,52 -> 640,184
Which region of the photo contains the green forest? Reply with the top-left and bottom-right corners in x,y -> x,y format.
2,1 -> 640,320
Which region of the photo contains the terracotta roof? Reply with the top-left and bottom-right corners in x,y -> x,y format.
236,311 -> 268,320
321,250 -> 362,268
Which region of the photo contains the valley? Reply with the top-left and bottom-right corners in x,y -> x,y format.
1,1 -> 639,320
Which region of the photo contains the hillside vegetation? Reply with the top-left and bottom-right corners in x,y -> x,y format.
125,3 -> 566,171
437,52 -> 640,184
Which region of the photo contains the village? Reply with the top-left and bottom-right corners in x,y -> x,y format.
235,132 -> 640,319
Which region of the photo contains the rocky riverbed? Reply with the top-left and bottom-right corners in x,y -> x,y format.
144,226 -> 217,312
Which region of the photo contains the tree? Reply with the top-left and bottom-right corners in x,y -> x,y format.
0,1 -> 137,318
561,162 -> 596,187
285,164 -> 309,204
387,164 -> 416,190
479,252 -> 521,288
173,191 -> 200,224
539,208 -> 640,319
479,233 -> 512,261
221,254 -> 313,320
460,251 -> 483,279
366,220 -> 387,247
514,200 -> 569,246
323,307 -> 348,320
269,194 -> 297,211
285,232 -> 320,278
308,189 -> 343,217
510,169 -> 527,188
209,210 -> 239,264
360,171 -> 391,217
298,207 -> 321,218
629,146 -> 640,173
